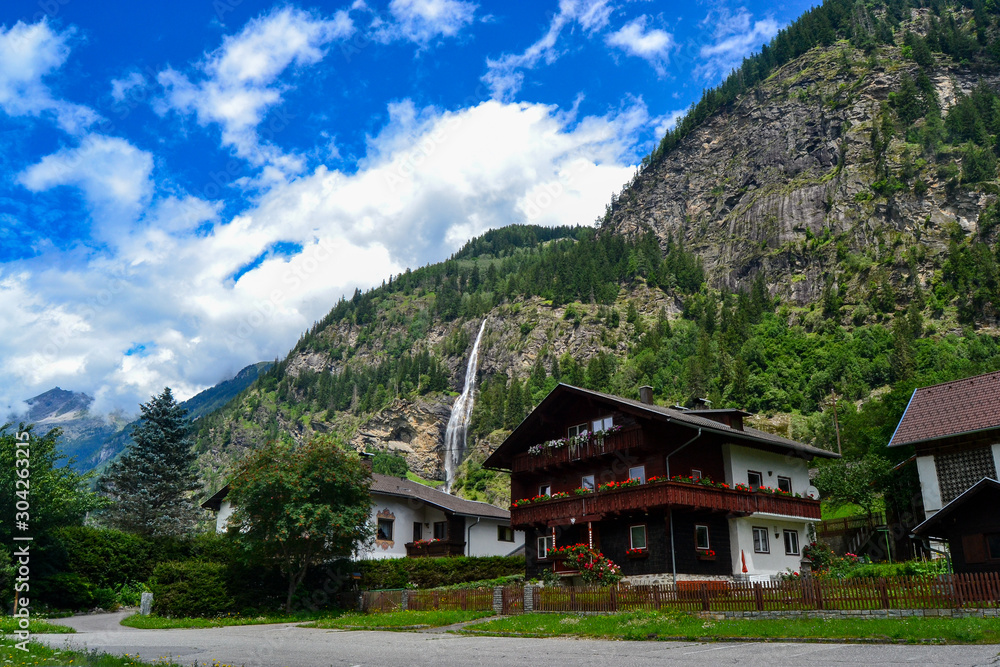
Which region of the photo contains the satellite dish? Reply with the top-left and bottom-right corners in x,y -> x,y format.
806,485 -> 820,500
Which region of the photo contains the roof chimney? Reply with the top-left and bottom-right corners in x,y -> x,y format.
360,451 -> 375,471
639,386 -> 654,405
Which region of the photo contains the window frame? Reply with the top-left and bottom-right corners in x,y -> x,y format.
691,469 -> 702,480
628,465 -> 646,484
694,524 -> 710,550
433,521 -> 448,540
498,525 -> 515,543
592,416 -> 614,432
412,522 -> 422,541
783,529 -> 800,556
747,470 -> 763,488
538,483 -> 551,497
752,526 -> 770,554
537,535 -> 554,560
777,476 -> 792,493
629,524 -> 648,550
567,423 -> 588,438
377,518 -> 394,542
580,474 -> 595,491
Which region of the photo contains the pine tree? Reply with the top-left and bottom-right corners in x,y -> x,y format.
98,388 -> 201,537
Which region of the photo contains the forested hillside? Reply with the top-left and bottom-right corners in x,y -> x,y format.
193,0 -> 1000,510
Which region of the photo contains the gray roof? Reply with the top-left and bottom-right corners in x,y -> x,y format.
201,474 -> 510,521
485,383 -> 838,469
370,473 -> 510,520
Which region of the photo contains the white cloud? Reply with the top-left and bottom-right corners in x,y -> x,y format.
156,7 -> 353,168
695,8 -> 779,81
373,0 -> 477,45
0,19 -> 99,133
482,0 -> 617,101
18,135 -> 154,239
652,108 -> 687,138
0,98 -> 646,413
605,16 -> 674,75
110,71 -> 146,104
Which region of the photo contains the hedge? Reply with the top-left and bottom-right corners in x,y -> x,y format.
150,561 -> 232,617
355,555 -> 524,590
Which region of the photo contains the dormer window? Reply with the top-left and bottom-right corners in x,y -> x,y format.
592,416 -> 614,432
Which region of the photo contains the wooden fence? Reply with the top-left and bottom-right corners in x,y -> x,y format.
361,573 -> 1000,614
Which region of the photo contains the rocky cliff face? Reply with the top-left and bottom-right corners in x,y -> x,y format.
607,37 -> 997,308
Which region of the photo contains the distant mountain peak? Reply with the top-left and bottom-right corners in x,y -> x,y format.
25,388 -> 93,422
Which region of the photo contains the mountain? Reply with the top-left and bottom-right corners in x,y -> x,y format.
14,362 -> 271,473
191,0 -> 1000,508
90,361 -> 272,476
18,388 -> 131,468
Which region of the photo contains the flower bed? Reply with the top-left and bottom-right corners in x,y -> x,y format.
546,544 -> 622,585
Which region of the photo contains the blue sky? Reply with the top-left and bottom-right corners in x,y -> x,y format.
0,0 -> 813,415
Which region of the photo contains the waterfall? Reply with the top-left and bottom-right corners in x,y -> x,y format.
444,319 -> 487,492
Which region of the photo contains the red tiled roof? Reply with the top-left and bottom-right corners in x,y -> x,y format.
889,370 -> 1000,447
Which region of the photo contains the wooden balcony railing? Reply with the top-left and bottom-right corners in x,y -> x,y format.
510,481 -> 821,528
511,426 -> 645,473
405,540 -> 466,557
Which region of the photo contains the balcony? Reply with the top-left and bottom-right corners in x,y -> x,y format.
512,426 -> 645,473
510,481 -> 821,528
405,540 -> 466,557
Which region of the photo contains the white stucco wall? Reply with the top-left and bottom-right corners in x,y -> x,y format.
916,454 -> 942,516
722,444 -> 811,494
728,516 -> 812,577
466,517 -> 525,556
214,499 -> 234,533
360,495 -> 449,560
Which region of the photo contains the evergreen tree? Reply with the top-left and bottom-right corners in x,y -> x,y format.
98,388 -> 201,537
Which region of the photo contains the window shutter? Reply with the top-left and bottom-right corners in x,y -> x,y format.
963,533 -> 987,564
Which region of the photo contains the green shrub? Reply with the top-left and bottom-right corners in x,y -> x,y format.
356,555 -> 524,590
40,572 -> 95,610
46,526 -> 152,589
150,561 -> 233,618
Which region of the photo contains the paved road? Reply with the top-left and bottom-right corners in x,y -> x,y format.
34,611 -> 1000,667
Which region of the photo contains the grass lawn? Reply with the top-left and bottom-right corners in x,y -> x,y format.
460,612 -> 1000,644
0,616 -> 75,634
0,641 -> 191,666
303,610 -> 494,630
121,609 -> 346,629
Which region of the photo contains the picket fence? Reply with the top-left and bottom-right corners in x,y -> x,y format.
359,572 -> 1000,614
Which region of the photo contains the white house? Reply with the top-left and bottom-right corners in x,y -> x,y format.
202,472 -> 524,559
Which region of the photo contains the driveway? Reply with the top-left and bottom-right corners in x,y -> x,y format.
35,612 -> 1000,667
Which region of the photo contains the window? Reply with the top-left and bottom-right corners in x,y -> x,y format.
783,529 -> 800,555
752,526 -> 769,553
567,423 -> 588,437
630,525 -> 647,550
988,534 -> 1000,560
538,483 -> 551,496
412,522 -> 422,541
592,416 -> 614,432
777,476 -> 792,493
377,518 -> 394,541
695,525 -> 710,550
628,465 -> 646,484
691,469 -> 702,480
498,525 -> 515,542
747,470 -> 763,488
537,535 -> 554,559
580,474 -> 595,491
433,521 -> 448,540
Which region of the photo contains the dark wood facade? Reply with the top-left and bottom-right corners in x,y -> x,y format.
486,384 -> 836,580
914,479 -> 1000,574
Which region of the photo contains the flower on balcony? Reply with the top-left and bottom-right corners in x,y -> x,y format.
647,475 -> 665,484
734,483 -> 751,492
511,498 -> 533,508
574,487 -> 594,495
625,548 -> 647,557
549,491 -> 570,500
412,538 -> 442,546
526,425 -> 624,456
597,478 -> 640,492
696,548 -> 716,557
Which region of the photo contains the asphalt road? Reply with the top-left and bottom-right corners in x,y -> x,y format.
33,611 -> 1000,667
